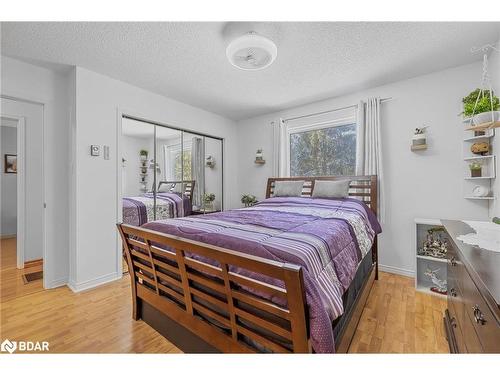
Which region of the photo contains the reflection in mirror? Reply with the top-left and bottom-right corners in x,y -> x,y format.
120,117 -> 155,225
155,126 -> 193,217
120,115 -> 223,226
204,137 -> 223,212
182,132 -> 204,211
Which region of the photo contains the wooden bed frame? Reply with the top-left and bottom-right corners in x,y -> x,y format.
117,175 -> 378,353
157,180 -> 195,202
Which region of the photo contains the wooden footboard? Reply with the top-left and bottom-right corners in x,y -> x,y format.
117,223 -> 311,353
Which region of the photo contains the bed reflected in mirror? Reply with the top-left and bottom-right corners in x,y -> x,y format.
120,115 -> 223,226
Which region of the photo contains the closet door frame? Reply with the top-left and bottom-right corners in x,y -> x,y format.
116,109 -> 224,274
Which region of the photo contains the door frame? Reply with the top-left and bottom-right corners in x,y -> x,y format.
1,114 -> 26,269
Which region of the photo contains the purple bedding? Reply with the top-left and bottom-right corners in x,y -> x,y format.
122,192 -> 191,226
143,196 -> 381,353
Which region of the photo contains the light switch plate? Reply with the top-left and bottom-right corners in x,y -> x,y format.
103,145 -> 110,160
90,145 -> 100,156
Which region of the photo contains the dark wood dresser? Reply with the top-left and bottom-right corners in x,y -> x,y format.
442,220 -> 499,353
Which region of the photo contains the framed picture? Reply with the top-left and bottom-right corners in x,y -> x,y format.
4,154 -> 17,174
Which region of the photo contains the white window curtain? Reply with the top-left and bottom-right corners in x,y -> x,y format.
191,137 -> 205,209
357,97 -> 385,221
272,118 -> 287,177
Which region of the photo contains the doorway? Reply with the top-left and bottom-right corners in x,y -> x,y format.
1,97 -> 45,299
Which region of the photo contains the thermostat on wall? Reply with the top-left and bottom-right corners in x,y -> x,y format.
90,145 -> 100,156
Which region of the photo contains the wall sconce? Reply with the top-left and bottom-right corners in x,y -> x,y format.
255,149 -> 265,165
206,155 -> 216,168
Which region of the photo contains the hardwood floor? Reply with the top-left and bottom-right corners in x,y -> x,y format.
348,272 -> 449,353
0,238 -> 44,302
1,238 -> 447,353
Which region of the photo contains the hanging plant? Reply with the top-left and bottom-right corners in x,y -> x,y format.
462,89 -> 500,118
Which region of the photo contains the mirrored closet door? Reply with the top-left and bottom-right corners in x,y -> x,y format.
120,115 -> 223,226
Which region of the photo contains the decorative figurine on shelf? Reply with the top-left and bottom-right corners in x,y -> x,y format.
424,268 -> 448,295
418,227 -> 448,259
471,142 -> 490,156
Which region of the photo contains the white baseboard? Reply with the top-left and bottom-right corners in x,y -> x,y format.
379,264 -> 415,278
68,272 -> 122,293
45,277 -> 68,289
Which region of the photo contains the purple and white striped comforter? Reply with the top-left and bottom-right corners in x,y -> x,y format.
122,192 -> 191,226
143,197 -> 381,353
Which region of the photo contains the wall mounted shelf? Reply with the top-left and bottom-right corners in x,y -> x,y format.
411,144 -> 427,151
464,155 -> 494,161
464,176 -> 495,180
464,121 -> 500,131
463,134 -> 494,142
464,196 -> 495,200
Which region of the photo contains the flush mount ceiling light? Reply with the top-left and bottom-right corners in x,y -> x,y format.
226,32 -> 277,71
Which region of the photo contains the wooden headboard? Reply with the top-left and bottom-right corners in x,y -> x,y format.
157,180 -> 195,202
265,175 -> 378,216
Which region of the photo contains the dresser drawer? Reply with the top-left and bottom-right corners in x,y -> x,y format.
462,268 -> 500,353
448,281 -> 465,339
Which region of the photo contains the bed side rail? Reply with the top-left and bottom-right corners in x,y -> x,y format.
117,223 -> 311,353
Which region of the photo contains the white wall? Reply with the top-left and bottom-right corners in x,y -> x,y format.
1,123 -> 17,236
236,62 -> 490,276
489,36 -> 500,219
70,67 -> 238,291
1,56 -> 70,285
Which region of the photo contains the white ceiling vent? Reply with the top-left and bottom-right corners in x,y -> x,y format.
226,32 -> 277,71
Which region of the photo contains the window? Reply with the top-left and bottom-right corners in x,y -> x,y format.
164,143 -> 192,180
282,106 -> 358,177
289,123 -> 357,177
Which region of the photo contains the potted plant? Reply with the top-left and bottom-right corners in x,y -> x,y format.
241,194 -> 258,207
469,161 -> 482,178
462,88 -> 500,125
203,193 -> 216,211
139,149 -> 148,161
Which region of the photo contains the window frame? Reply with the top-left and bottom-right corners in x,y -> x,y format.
285,116 -> 358,177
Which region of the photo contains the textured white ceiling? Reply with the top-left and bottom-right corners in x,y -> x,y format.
1,22 -> 499,120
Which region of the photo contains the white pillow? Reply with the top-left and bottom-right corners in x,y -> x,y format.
312,180 -> 351,199
273,180 -> 305,197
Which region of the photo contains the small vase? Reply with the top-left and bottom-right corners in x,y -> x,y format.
204,202 -> 214,212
